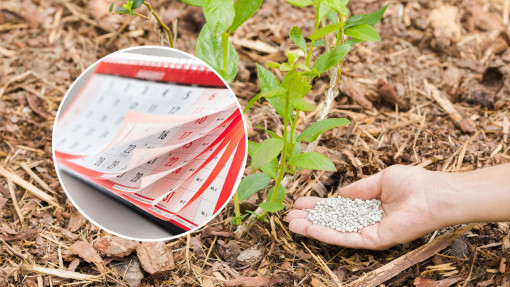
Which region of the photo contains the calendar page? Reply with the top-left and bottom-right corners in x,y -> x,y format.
54,53 -> 246,233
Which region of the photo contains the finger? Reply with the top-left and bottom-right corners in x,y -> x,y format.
305,225 -> 367,249
288,218 -> 312,236
294,196 -> 327,209
337,170 -> 385,200
284,210 -> 308,222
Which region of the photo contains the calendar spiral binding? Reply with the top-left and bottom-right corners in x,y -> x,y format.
96,52 -> 224,86
104,53 -> 213,74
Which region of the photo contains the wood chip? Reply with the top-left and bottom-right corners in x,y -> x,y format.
112,255 -> 144,287
136,241 -> 175,276
67,210 -> 87,232
425,80 -> 476,133
0,229 -> 38,242
70,241 -> 105,273
413,276 -> 462,287
346,224 -> 476,287
236,246 -> 264,265
94,235 -> 139,258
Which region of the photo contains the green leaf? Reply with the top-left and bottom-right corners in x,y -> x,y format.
132,0 -> 144,9
290,26 -> 307,53
266,185 -> 286,203
296,118 -> 351,142
109,3 -> 114,13
282,70 -> 313,111
230,214 -> 248,225
344,38 -> 363,45
325,10 -> 338,22
264,100 -> 286,121
180,0 -> 203,6
248,140 -> 260,157
293,141 -> 302,156
312,44 -> 350,74
314,40 -> 325,47
237,173 -> 271,201
248,141 -> 279,179
266,62 -> 280,69
285,132 -> 296,157
261,158 -> 279,179
125,0 -> 133,9
116,6 -> 129,14
318,4 -> 332,21
260,86 -> 286,99
282,69 -> 311,101
251,138 -> 284,171
286,0 -> 314,7
308,22 -> 344,41
344,24 -> 380,42
257,64 -> 279,92
290,97 -> 315,111
323,0 -> 349,16
196,24 -> 238,83
279,62 -> 292,72
259,201 -> 285,212
202,0 -> 235,36
256,125 -> 282,139
229,0 -> 263,32
295,62 -> 310,71
301,68 -> 320,79
256,65 -> 292,121
344,3 -> 389,28
288,152 -> 337,171
287,51 -> 299,66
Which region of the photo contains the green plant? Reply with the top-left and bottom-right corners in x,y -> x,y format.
109,0 -> 175,47
110,0 -> 263,83
233,1 -> 389,225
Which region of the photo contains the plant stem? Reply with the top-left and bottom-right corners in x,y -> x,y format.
305,17 -> 345,153
243,93 -> 261,114
335,15 -> 344,46
134,11 -> 149,19
259,90 -> 291,218
233,191 -> 241,218
143,1 -> 174,48
288,110 -> 300,174
305,2 -> 322,68
222,32 -> 230,75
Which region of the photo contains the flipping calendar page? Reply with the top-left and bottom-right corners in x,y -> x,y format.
53,51 -> 247,238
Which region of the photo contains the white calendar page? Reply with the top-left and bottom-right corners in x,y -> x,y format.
65,123 -> 245,231
54,53 -> 247,232
54,74 -> 234,158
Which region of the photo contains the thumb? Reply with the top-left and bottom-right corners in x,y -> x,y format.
337,169 -> 386,200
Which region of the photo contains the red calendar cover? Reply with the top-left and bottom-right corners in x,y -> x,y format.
53,53 -> 247,235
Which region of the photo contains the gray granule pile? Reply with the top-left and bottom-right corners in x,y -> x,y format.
306,197 -> 383,233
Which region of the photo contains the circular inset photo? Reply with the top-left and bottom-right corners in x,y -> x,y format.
52,46 -> 247,241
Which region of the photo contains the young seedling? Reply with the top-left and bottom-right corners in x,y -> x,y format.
110,0 -> 263,83
233,0 -> 389,227
109,0 -> 175,47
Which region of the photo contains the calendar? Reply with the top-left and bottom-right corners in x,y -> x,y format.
53,53 -> 247,234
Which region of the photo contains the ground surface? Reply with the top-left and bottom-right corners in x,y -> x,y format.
0,0 -> 509,286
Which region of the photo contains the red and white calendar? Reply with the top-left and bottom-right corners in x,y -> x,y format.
53,53 -> 247,234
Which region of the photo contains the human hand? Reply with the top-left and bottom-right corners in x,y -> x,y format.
285,165 -> 450,250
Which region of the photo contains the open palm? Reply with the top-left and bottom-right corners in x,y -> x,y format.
285,165 -> 445,250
